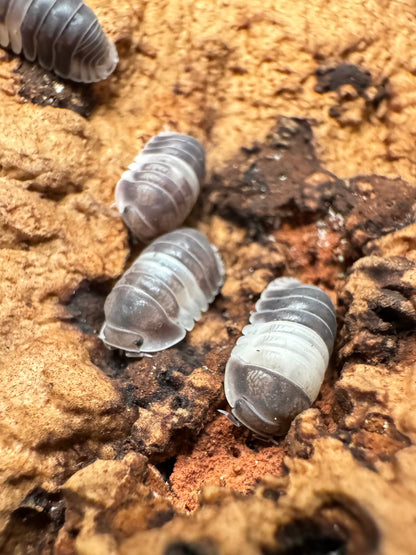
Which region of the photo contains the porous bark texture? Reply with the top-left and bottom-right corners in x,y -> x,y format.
1,1 -> 416,554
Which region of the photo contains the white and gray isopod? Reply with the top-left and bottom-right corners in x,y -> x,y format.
222,277 -> 336,439
0,0 -> 118,82
115,132 -> 205,243
99,228 -> 225,356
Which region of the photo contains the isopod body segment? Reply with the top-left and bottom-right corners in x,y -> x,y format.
99,228 -> 224,356
0,0 -> 118,82
115,132 -> 205,243
223,277 -> 336,438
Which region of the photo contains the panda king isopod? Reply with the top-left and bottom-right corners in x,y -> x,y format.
99,228 -> 225,356
222,277 -> 336,439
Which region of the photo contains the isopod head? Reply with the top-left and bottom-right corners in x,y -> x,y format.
223,360 -> 312,438
99,283 -> 186,356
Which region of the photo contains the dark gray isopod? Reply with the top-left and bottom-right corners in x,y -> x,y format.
99,228 -> 225,356
0,0 -> 118,82
115,132 -> 205,243
222,277 -> 336,439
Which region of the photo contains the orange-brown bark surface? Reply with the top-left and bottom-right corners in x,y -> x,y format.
1,1 -> 416,554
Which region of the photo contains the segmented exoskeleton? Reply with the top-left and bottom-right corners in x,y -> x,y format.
99,228 -> 224,356
0,0 -> 118,82
222,277 -> 336,439
115,132 -> 205,243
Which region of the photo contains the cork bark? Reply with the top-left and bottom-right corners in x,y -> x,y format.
1,1 -> 416,554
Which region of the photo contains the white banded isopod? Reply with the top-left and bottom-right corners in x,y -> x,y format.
115,132 -> 205,243
99,228 -> 225,356
222,277 -> 336,439
0,0 -> 118,82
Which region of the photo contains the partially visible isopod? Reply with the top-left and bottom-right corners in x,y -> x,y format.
99,228 -> 224,356
115,132 -> 205,243
222,277 -> 336,439
0,0 -> 118,82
